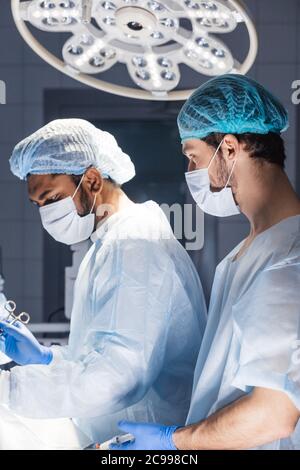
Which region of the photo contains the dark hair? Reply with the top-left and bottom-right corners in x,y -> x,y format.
202,132 -> 286,169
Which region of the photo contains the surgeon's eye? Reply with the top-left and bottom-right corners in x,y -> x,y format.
44,194 -> 60,206
190,156 -> 198,165
187,153 -> 196,161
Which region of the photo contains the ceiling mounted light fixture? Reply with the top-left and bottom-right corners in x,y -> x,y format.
11,0 -> 258,100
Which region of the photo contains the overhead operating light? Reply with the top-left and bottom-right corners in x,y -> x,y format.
11,0 -> 258,100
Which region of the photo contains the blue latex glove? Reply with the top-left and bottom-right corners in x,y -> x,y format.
109,421 -> 179,450
0,320 -> 53,366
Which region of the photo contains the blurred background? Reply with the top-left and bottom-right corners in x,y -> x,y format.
0,0 -> 299,325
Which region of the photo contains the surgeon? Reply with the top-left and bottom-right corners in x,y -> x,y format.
0,119 -> 207,445
110,74 -> 300,450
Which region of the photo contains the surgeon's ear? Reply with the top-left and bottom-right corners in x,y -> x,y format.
83,167 -> 104,194
222,134 -> 240,161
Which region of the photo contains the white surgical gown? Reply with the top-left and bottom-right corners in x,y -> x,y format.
2,201 -> 207,443
187,214 -> 300,449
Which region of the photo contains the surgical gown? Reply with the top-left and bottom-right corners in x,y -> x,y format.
3,201 -> 207,443
187,214 -> 300,449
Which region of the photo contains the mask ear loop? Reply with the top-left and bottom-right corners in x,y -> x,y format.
72,173 -> 85,200
224,159 -> 237,189
207,138 -> 224,171
90,194 -> 97,214
90,171 -> 109,214
72,173 -> 99,214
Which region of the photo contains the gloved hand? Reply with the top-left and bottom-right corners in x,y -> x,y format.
109,421 -> 179,450
0,320 -> 53,366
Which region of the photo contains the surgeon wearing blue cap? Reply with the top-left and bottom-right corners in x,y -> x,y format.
111,74 -> 300,450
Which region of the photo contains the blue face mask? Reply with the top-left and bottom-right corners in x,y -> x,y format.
185,139 -> 240,217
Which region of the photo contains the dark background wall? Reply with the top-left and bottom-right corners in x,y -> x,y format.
0,0 -> 299,321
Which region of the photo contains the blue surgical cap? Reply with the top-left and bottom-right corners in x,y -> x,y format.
177,74 -> 289,142
10,119 -> 136,185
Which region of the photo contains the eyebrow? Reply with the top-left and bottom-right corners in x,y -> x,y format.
183,149 -> 192,158
182,144 -> 192,156
29,188 -> 53,204
39,188 -> 54,201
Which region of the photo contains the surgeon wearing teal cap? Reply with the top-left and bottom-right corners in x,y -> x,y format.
112,74 -> 300,450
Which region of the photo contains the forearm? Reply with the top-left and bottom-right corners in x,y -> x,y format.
5,342 -> 152,420
173,390 -> 298,450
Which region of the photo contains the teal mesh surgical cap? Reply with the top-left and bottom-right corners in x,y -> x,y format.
177,74 -> 289,142
10,118 -> 136,185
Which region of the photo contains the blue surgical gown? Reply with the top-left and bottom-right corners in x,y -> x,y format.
5,201 -> 207,443
187,214 -> 300,449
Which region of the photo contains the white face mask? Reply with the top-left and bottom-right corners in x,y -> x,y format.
39,174 -> 97,245
185,139 -> 240,217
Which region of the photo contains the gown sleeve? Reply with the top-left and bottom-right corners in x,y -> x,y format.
231,258 -> 300,410
5,238 -> 177,419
